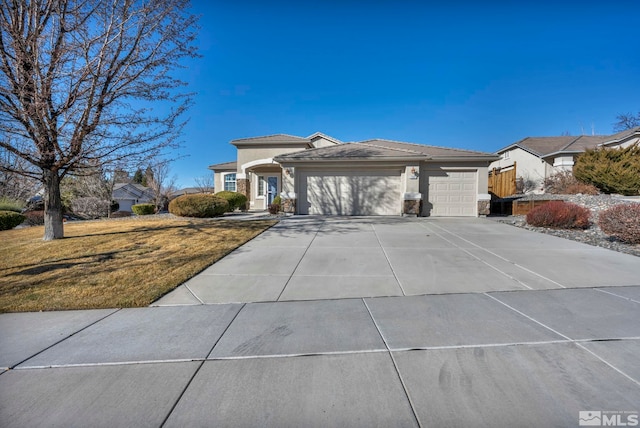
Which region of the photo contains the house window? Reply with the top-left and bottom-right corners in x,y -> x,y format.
224,173 -> 236,191
503,151 -> 510,160
258,176 -> 265,196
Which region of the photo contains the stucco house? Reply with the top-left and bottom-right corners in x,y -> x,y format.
491,127 -> 640,193
209,132 -> 498,217
112,182 -> 155,212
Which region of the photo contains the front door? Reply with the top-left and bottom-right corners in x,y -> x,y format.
267,176 -> 278,205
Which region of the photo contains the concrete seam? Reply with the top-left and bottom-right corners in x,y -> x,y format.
371,224 -> 407,296
574,342 -> 640,388
10,308 -> 122,370
160,302 -> 247,427
275,220 -> 324,301
595,288 -> 640,304
426,221 -> 566,289
419,223 -> 533,290
184,283 -> 205,304
363,298 -> 423,428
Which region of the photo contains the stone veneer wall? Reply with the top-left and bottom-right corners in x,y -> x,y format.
403,199 -> 421,216
237,178 -> 250,210
477,200 -> 490,216
282,198 -> 296,214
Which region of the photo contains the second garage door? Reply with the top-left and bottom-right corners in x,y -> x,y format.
427,170 -> 477,216
298,170 -> 401,215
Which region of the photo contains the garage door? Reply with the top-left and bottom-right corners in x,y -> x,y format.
427,170 -> 477,216
299,170 -> 401,215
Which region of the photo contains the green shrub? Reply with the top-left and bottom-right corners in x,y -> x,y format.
526,201 -> 590,229
0,197 -> 24,213
574,144 -> 640,196
598,204 -> 640,244
215,191 -> 248,212
0,210 -> 26,230
132,203 -> 156,215
169,193 -> 229,218
272,195 -> 282,206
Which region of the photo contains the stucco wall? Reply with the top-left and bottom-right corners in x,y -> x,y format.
490,148 -> 547,191
237,145 -> 307,171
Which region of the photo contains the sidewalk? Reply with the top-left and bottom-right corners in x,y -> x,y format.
1,217 -> 639,427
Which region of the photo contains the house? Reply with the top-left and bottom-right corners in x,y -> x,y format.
112,182 -> 155,212
209,132 -> 498,217
491,127 -> 640,193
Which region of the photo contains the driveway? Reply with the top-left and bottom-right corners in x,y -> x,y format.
155,217 -> 640,304
1,217 -> 639,427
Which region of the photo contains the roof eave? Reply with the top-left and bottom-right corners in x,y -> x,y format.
274,156 -> 428,163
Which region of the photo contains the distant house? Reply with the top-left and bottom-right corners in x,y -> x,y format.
490,127 -> 640,193
169,187 -> 215,200
112,182 -> 155,212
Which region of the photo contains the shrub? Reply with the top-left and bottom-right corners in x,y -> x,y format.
215,191 -> 248,212
110,211 -> 132,218
71,197 -> 110,219
268,203 -> 280,214
24,210 -> 45,226
0,197 -> 24,213
0,210 -> 26,230
598,204 -> 640,244
110,200 -> 120,213
526,201 -> 591,229
543,171 -> 599,195
169,193 -> 229,218
132,203 -> 156,215
272,195 -> 282,206
574,144 -> 640,196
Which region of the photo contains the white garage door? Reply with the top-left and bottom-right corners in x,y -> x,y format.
299,170 -> 401,215
427,170 -> 477,216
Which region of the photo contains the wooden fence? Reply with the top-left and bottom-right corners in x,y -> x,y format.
488,162 -> 517,198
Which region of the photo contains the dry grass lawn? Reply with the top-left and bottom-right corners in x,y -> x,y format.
0,216 -> 277,312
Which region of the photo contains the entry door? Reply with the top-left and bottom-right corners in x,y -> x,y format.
267,176 -> 278,205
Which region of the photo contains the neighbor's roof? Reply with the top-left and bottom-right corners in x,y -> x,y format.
207,161 -> 236,171
497,127 -> 640,157
230,134 -> 312,147
274,139 -> 498,162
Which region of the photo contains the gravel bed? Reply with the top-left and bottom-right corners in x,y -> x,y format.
493,194 -> 640,257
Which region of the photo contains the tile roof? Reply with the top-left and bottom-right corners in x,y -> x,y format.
230,134 -> 311,146
499,127 -> 640,157
208,161 -> 237,170
275,139 -> 497,161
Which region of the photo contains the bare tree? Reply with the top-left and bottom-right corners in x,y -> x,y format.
194,174 -> 214,193
146,160 -> 176,212
613,112 -> 640,132
0,0 -> 198,239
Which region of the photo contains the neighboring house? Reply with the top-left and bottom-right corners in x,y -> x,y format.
112,182 -> 155,212
491,127 -> 640,193
209,132 -> 498,217
169,187 -> 214,200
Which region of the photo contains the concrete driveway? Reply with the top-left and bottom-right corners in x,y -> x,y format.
155,217 -> 640,304
1,217 -> 639,427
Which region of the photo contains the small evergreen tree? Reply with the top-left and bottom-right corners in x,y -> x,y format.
573,144 -> 640,196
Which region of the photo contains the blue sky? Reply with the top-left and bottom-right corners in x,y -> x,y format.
171,0 -> 640,188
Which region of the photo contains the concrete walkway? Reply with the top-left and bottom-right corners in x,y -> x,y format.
1,217 -> 639,427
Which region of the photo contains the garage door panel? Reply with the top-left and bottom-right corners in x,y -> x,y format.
300,171 -> 401,216
427,170 -> 477,217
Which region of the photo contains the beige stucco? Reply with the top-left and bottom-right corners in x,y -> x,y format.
490,147 -> 547,192
237,145 -> 308,172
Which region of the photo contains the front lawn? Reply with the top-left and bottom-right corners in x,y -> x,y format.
0,217 -> 277,312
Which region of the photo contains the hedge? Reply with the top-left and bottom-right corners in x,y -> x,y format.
132,203 -> 156,215
214,191 -> 248,212
168,193 -> 229,217
525,201 -> 590,229
0,210 -> 26,230
574,144 -> 640,196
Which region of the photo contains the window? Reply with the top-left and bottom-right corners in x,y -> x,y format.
503,151 -> 510,160
258,176 -> 265,196
224,173 -> 236,191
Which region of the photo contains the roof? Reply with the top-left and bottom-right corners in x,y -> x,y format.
112,182 -> 154,200
230,134 -> 312,147
497,127 -> 640,157
208,161 -> 236,171
274,139 -> 498,162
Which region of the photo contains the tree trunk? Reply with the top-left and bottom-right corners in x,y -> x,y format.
43,169 -> 65,240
